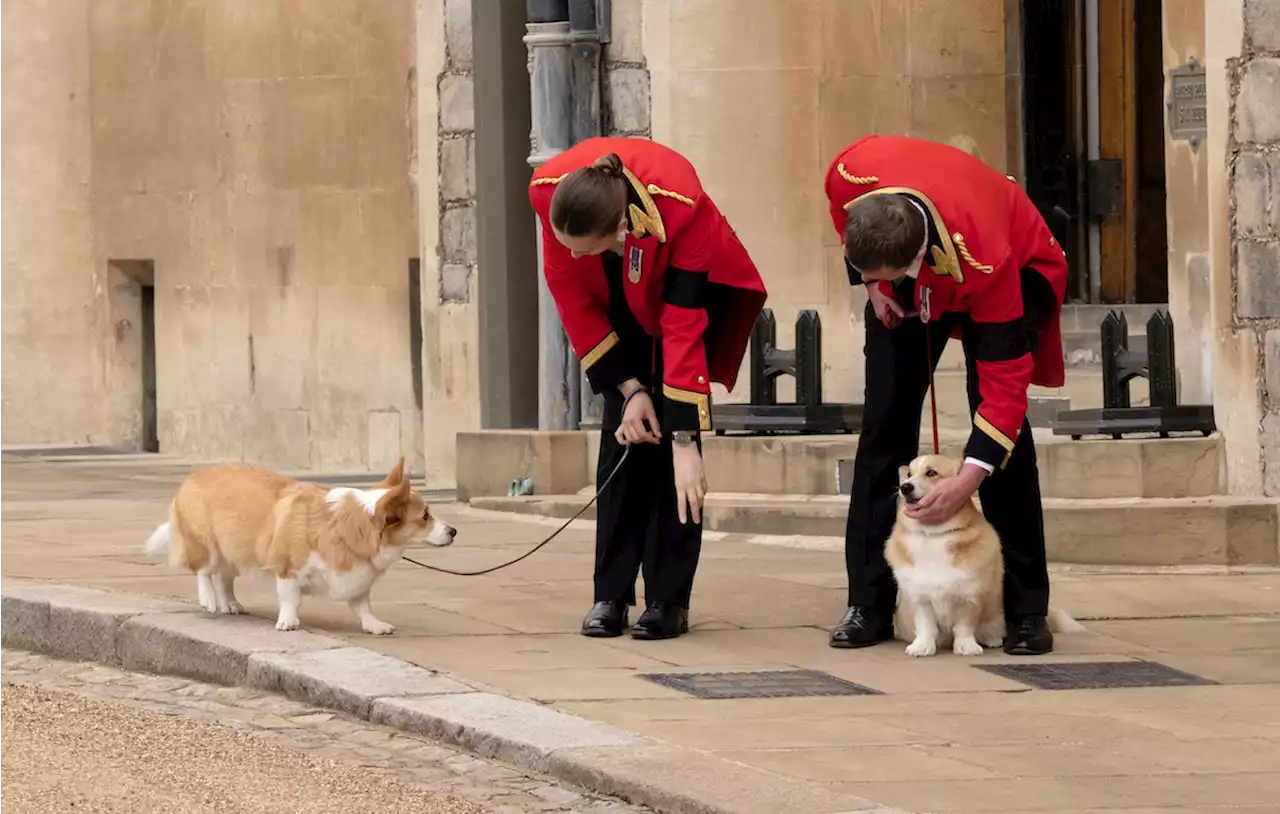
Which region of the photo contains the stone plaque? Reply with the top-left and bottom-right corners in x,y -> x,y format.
1168,58 -> 1207,143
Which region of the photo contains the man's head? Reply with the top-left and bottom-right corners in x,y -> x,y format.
843,195 -> 927,282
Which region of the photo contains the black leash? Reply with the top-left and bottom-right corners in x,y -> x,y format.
401,446 -> 630,577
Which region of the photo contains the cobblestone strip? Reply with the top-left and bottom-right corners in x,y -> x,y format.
1,648 -> 648,814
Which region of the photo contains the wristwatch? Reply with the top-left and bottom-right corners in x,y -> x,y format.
672,430 -> 698,447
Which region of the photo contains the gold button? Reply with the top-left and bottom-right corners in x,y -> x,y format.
699,409 -> 708,417
697,376 -> 706,384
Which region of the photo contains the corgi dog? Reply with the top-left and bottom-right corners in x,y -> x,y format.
144,456 -> 456,635
886,454 -> 1085,657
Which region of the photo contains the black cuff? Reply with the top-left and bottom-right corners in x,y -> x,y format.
581,332 -> 633,395
662,385 -> 712,432
965,414 -> 1016,470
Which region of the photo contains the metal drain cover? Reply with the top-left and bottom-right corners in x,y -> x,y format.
976,660 -> 1217,691
639,669 -> 880,700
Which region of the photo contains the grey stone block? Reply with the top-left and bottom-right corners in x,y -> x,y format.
1267,329 -> 1280,404
1,583 -> 194,664
440,135 -> 475,201
607,67 -> 650,134
441,204 -> 477,265
118,613 -> 344,686
1237,240 -> 1280,318
1237,58 -> 1280,144
1235,152 -> 1272,238
440,73 -> 475,133
440,263 -> 471,304
548,743 -> 887,814
444,0 -> 473,68
1263,414 -> 1280,498
369,693 -> 646,771
1248,0 -> 1280,52
247,647 -> 471,718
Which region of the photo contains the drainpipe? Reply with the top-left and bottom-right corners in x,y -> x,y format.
526,0 -> 607,431
526,0 -> 579,431
568,0 -> 605,428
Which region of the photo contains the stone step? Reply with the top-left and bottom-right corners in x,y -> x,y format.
470,493 -> 1280,568
586,431 -> 1223,500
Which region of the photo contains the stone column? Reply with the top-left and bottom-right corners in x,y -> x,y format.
526,2 -> 581,431
1205,0 -> 1280,496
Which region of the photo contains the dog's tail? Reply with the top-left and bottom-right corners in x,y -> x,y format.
1047,607 -> 1088,634
144,510 -> 173,557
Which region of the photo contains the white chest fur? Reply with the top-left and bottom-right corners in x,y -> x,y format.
893,530 -> 984,612
298,546 -> 406,601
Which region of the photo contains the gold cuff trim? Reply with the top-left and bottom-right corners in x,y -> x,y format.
837,163 -> 879,185
974,413 -> 1015,452
646,183 -> 694,206
952,232 -> 995,274
622,167 -> 667,243
581,332 -> 619,371
663,384 -> 712,432
530,173 -> 567,187
843,186 -> 964,283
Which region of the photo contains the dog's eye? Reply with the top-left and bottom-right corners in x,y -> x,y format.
422,507 -> 430,520
925,469 -> 937,478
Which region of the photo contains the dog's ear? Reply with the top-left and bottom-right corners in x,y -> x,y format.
374,478 -> 411,526
378,456 -> 406,488
897,465 -> 910,484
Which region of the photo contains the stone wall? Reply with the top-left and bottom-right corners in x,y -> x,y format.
417,0 -> 482,486
604,1 -> 651,137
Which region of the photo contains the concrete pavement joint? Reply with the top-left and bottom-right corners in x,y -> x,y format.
0,580 -> 905,814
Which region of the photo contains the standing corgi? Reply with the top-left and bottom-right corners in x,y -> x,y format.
144,456 -> 456,634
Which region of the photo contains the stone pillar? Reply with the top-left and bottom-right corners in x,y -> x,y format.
526,3 -> 581,431
1205,0 -> 1280,496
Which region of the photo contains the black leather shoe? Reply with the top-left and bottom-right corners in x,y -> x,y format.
581,601 -> 629,638
1003,615 -> 1054,655
630,602 -> 688,640
829,605 -> 894,649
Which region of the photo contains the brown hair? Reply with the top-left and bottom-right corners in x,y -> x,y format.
549,153 -> 629,238
843,194 -> 927,272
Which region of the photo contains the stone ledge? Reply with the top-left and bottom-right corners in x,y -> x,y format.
247,646 -> 472,718
119,613 -> 346,686
1,582 -> 908,814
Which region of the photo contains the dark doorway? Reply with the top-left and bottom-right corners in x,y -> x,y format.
1020,0 -> 1088,303
108,260 -> 158,452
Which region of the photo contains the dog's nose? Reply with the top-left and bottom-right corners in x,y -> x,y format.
899,482 -> 915,496
444,524 -> 457,539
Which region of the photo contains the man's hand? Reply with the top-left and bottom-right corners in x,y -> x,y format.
672,442 -> 707,524
905,463 -> 988,525
868,283 -> 906,328
616,383 -> 661,445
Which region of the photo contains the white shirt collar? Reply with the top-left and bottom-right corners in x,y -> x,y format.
905,199 -> 929,280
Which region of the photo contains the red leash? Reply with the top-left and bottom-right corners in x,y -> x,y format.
924,328 -> 940,455
921,287 -> 940,455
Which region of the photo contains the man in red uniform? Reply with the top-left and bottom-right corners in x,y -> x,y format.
529,137 -> 767,640
822,134 -> 1068,656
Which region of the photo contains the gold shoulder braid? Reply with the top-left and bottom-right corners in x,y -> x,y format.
837,163 -> 879,185
952,232 -> 994,274
530,173 -> 567,187
646,184 -> 695,206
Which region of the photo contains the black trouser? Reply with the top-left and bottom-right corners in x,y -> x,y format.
594,365 -> 704,608
591,254 -> 704,609
844,277 -> 1051,622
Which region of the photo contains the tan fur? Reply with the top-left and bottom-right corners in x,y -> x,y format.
146,456 -> 456,634
887,455 -> 1084,657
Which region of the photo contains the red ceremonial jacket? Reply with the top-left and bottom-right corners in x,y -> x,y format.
529,137 -> 768,433
824,134 -> 1068,470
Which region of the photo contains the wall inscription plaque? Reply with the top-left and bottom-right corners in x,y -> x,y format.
1168,57 -> 1207,144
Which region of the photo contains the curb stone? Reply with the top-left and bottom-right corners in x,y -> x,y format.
0,580 -> 909,814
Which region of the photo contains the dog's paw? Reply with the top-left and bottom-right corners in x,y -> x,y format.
275,616 -> 301,631
905,639 -> 937,657
953,637 -> 984,657
978,633 -> 1003,648
225,601 -> 244,615
362,619 -> 395,635
199,599 -> 219,614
